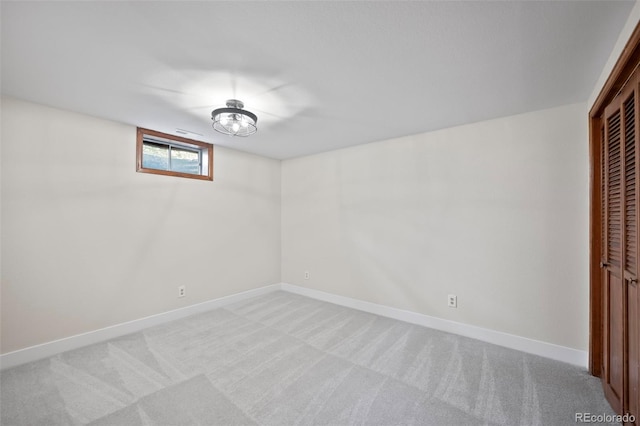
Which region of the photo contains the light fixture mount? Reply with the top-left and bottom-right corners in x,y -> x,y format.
211,99 -> 258,137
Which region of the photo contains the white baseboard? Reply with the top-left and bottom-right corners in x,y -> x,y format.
1,282 -> 588,370
0,284 -> 281,370
280,283 -> 588,368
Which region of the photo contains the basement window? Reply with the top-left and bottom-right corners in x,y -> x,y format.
136,128 -> 213,181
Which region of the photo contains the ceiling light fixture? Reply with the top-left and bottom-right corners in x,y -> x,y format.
211,99 -> 258,137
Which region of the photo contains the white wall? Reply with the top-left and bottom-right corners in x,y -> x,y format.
1,97 -> 281,354
282,102 -> 589,350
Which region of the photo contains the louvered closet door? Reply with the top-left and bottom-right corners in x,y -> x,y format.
603,93 -> 625,414
602,71 -> 640,423
625,76 -> 639,426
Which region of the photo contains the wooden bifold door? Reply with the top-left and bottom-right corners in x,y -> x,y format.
591,22 -> 640,424
597,61 -> 640,423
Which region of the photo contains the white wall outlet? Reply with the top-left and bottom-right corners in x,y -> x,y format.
178,285 -> 186,298
448,294 -> 457,308
304,271 -> 310,280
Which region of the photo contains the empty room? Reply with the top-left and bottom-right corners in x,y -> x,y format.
2,1 -> 640,425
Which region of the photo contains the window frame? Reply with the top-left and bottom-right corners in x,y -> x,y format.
136,127 -> 213,181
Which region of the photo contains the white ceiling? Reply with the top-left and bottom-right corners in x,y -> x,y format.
1,1 -> 635,159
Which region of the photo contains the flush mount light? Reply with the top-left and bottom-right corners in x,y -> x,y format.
211,99 -> 258,137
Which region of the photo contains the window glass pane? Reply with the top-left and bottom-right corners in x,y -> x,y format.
137,128 -> 212,181
171,147 -> 200,174
142,142 -> 169,170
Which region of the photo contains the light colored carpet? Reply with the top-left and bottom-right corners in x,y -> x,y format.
1,291 -> 615,425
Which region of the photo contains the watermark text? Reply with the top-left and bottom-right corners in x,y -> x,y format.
575,412 -> 635,423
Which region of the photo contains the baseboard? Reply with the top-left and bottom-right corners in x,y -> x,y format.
280,283 -> 588,368
1,282 -> 589,370
0,284 -> 281,370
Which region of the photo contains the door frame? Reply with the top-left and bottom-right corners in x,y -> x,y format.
590,21 -> 640,376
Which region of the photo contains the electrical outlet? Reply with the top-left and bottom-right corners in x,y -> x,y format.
304,271 -> 310,280
178,285 -> 186,298
448,294 -> 457,308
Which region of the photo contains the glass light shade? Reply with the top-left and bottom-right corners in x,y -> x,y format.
211,100 -> 258,137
